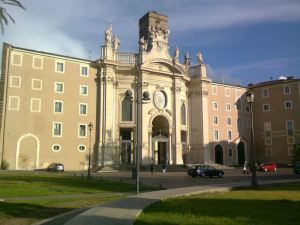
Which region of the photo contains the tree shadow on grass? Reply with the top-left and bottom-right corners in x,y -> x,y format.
0,202 -> 72,219
135,197 -> 300,225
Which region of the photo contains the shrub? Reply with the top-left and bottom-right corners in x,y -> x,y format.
1,159 -> 9,170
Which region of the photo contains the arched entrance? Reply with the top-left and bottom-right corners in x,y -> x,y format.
152,115 -> 169,164
237,142 -> 245,165
215,144 -> 223,164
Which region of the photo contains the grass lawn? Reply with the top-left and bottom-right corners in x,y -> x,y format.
135,182 -> 300,225
0,171 -> 155,225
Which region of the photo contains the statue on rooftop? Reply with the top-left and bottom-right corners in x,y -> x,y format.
197,51 -> 203,65
105,25 -> 112,45
113,35 -> 120,50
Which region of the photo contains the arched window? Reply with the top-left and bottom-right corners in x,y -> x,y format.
181,103 -> 186,125
122,98 -> 132,121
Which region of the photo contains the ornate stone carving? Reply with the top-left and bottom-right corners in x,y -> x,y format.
176,86 -> 182,92
113,35 -> 120,51
197,51 -> 203,65
156,84 -> 164,90
104,25 -> 112,45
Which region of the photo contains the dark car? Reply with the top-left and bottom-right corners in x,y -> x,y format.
47,163 -> 64,172
293,160 -> 300,175
187,164 -> 224,178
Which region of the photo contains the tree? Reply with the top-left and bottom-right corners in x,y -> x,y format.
0,0 -> 25,34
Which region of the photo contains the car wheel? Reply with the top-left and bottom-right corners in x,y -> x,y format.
218,172 -> 223,178
264,168 -> 268,172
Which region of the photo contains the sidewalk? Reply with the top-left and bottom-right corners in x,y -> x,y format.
33,178 -> 300,225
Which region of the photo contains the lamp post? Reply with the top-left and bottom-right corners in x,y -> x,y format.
246,89 -> 258,187
87,122 -> 93,180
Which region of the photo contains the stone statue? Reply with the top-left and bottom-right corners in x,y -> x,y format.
105,25 -> 112,45
113,35 -> 120,50
197,51 -> 203,64
174,46 -> 179,59
184,52 -> 190,65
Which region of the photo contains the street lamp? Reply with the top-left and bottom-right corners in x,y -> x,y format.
246,89 -> 258,187
87,122 -> 93,180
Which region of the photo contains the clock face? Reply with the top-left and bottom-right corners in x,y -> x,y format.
154,91 -> 167,109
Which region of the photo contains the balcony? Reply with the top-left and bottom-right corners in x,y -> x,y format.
117,53 -> 138,65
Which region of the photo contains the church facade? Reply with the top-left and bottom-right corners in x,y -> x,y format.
0,11 -> 254,170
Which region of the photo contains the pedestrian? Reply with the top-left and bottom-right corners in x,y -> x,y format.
243,161 -> 248,174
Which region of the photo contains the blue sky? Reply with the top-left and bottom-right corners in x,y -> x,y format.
2,0 -> 300,86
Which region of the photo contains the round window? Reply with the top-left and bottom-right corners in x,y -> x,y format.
153,90 -> 167,109
52,144 -> 61,152
78,145 -> 86,152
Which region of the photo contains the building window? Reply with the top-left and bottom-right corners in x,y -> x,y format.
265,138 -> 272,145
32,79 -> 42,90
78,144 -> 86,152
8,96 -> 20,111
53,122 -> 62,137
213,115 -> 218,125
227,130 -> 232,141
181,103 -> 186,125
226,103 -> 231,111
245,106 -> 250,113
225,88 -> 230,97
10,76 -> 21,88
79,103 -> 88,115
55,82 -> 64,93
265,147 -> 273,156
226,117 -> 232,126
236,99 -> 242,111
54,101 -> 63,113
283,85 -> 291,95
286,120 -> 294,136
55,61 -> 65,73
80,65 -> 88,76
287,137 -> 295,144
212,102 -> 218,110
31,98 -> 41,112
122,98 -> 132,121
212,86 -> 217,95
288,147 -> 294,156
262,89 -> 269,98
79,124 -> 87,138
33,56 -> 43,69
263,104 -> 270,112
52,144 -> 61,152
213,130 -> 219,141
11,52 -> 22,66
264,122 -> 271,138
228,148 -> 233,157
80,85 -> 88,96
285,101 -> 292,109
237,118 -> 242,134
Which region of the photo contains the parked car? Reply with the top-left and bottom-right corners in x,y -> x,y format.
259,162 -> 277,172
47,163 -> 64,172
187,164 -> 224,178
293,160 -> 300,175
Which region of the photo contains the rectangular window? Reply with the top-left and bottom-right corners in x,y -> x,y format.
31,98 -> 41,112
287,137 -> 295,144
263,104 -> 270,112
80,85 -> 88,95
225,88 -> 230,97
236,99 -> 242,110
226,103 -> 231,111
212,86 -> 217,95
32,79 -> 42,90
32,56 -> 43,69
237,118 -> 242,134
79,103 -> 88,115
213,130 -> 219,141
213,115 -> 218,125
283,85 -> 291,95
245,106 -> 250,113
79,124 -> 87,138
55,61 -> 65,73
288,147 -> 294,156
55,82 -> 64,93
265,147 -> 273,156
227,130 -> 232,141
265,138 -> 272,145
262,89 -> 269,98
54,101 -> 63,113
8,96 -> 20,111
226,117 -> 232,126
285,101 -> 292,109
286,120 -> 294,136
80,65 -> 88,76
53,122 -> 62,137
212,102 -> 218,110
11,52 -> 22,66
228,148 -> 233,157
10,76 -> 21,88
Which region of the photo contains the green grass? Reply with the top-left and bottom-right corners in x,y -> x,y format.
0,171 -> 155,225
135,183 -> 300,225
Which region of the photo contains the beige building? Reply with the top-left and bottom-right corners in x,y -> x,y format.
4,11 -> 293,171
